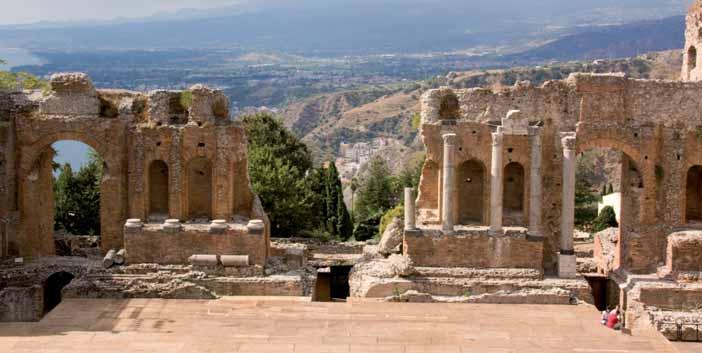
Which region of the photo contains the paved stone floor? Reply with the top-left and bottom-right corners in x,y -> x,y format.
0,297 -> 681,353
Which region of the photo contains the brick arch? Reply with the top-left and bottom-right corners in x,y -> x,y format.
19,131 -> 115,178
16,131 -> 126,257
576,138 -> 642,165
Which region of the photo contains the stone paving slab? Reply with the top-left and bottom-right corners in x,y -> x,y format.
0,298 -> 680,353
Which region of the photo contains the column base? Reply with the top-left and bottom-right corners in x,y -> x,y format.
558,254 -> 577,278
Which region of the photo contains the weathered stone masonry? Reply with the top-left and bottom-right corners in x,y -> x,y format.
413,74 -> 702,276
0,73 -> 269,265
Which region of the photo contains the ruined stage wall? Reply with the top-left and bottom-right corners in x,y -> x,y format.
2,74 -> 269,262
418,74 -> 702,274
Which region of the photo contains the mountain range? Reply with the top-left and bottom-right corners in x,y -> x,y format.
0,0 -> 691,55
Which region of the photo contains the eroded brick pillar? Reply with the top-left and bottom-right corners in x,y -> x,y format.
559,133 -> 577,278
489,131 -> 504,234
441,133 -> 457,233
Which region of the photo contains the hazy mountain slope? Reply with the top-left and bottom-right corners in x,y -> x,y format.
505,16 -> 685,63
283,88 -> 399,137
0,0 -> 689,55
287,50 -> 683,161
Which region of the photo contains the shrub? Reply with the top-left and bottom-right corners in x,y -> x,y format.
592,206 -> 618,233
379,204 -> 404,238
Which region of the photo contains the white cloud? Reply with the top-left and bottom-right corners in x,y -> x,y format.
0,0 -> 249,25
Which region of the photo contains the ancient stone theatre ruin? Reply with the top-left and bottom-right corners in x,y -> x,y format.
4,0 -> 702,343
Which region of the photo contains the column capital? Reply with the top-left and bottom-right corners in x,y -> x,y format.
491,132 -> 503,146
442,133 -> 457,145
528,125 -> 541,137
560,132 -> 577,151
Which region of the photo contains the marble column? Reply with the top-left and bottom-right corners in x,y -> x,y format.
559,133 -> 577,278
441,133 -> 457,233
404,187 -> 416,230
528,127 -> 542,236
489,131 -> 504,234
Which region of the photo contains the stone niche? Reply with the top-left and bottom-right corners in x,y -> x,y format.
403,227 -> 543,270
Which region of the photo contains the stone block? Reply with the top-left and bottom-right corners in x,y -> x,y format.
39,73 -> 100,115
188,84 -> 229,125
559,254 -> 577,278
403,227 -> 543,269
666,231 -> 702,274
220,255 -> 249,267
501,110 -> 529,135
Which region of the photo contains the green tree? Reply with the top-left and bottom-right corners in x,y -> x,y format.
398,153 -> 425,189
353,157 -> 399,241
54,149 -> 103,235
243,113 -> 312,173
305,162 -> 353,240
592,206 -> 619,233
242,113 -> 315,237
248,147 -> 312,236
574,165 -> 598,227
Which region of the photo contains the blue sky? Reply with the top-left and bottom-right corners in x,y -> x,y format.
0,0 -> 247,25
1,0 -> 695,26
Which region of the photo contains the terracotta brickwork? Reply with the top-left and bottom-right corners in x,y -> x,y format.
404,228 -> 543,269
415,73 -> 702,275
0,73 -> 269,264
124,223 -> 267,265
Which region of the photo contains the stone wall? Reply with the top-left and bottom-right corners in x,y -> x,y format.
418,74 -> 702,274
403,228 -> 543,269
124,223 -> 267,265
666,231 -> 702,274
3,73 -> 269,263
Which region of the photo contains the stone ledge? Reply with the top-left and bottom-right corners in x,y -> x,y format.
403,227 -> 543,269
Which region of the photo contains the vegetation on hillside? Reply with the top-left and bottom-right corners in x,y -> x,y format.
0,59 -> 48,92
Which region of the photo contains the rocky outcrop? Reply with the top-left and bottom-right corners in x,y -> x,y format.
378,217 -> 403,256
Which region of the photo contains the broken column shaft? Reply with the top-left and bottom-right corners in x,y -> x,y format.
489,131 -> 504,234
441,133 -> 457,233
528,127 -> 542,236
559,133 -> 577,278
404,187 -> 416,230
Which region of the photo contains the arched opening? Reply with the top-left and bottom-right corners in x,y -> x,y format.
148,160 -> 169,221
688,46 -> 697,75
575,147 -> 644,236
457,159 -> 485,225
187,157 -> 212,221
503,162 -> 525,226
43,271 -> 74,314
51,141 -> 104,256
686,166 -> 702,223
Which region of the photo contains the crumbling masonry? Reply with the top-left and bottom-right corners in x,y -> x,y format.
0,73 -> 270,264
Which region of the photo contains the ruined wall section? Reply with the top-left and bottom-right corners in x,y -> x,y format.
419,81 -> 581,272
0,92 -> 16,258
16,75 -> 131,255
683,0 -> 702,81
419,74 -> 702,273
128,86 -> 259,223
10,73 -> 269,259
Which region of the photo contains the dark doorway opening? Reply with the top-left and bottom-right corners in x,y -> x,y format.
585,275 -> 619,312
43,271 -> 74,314
313,266 -> 352,302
